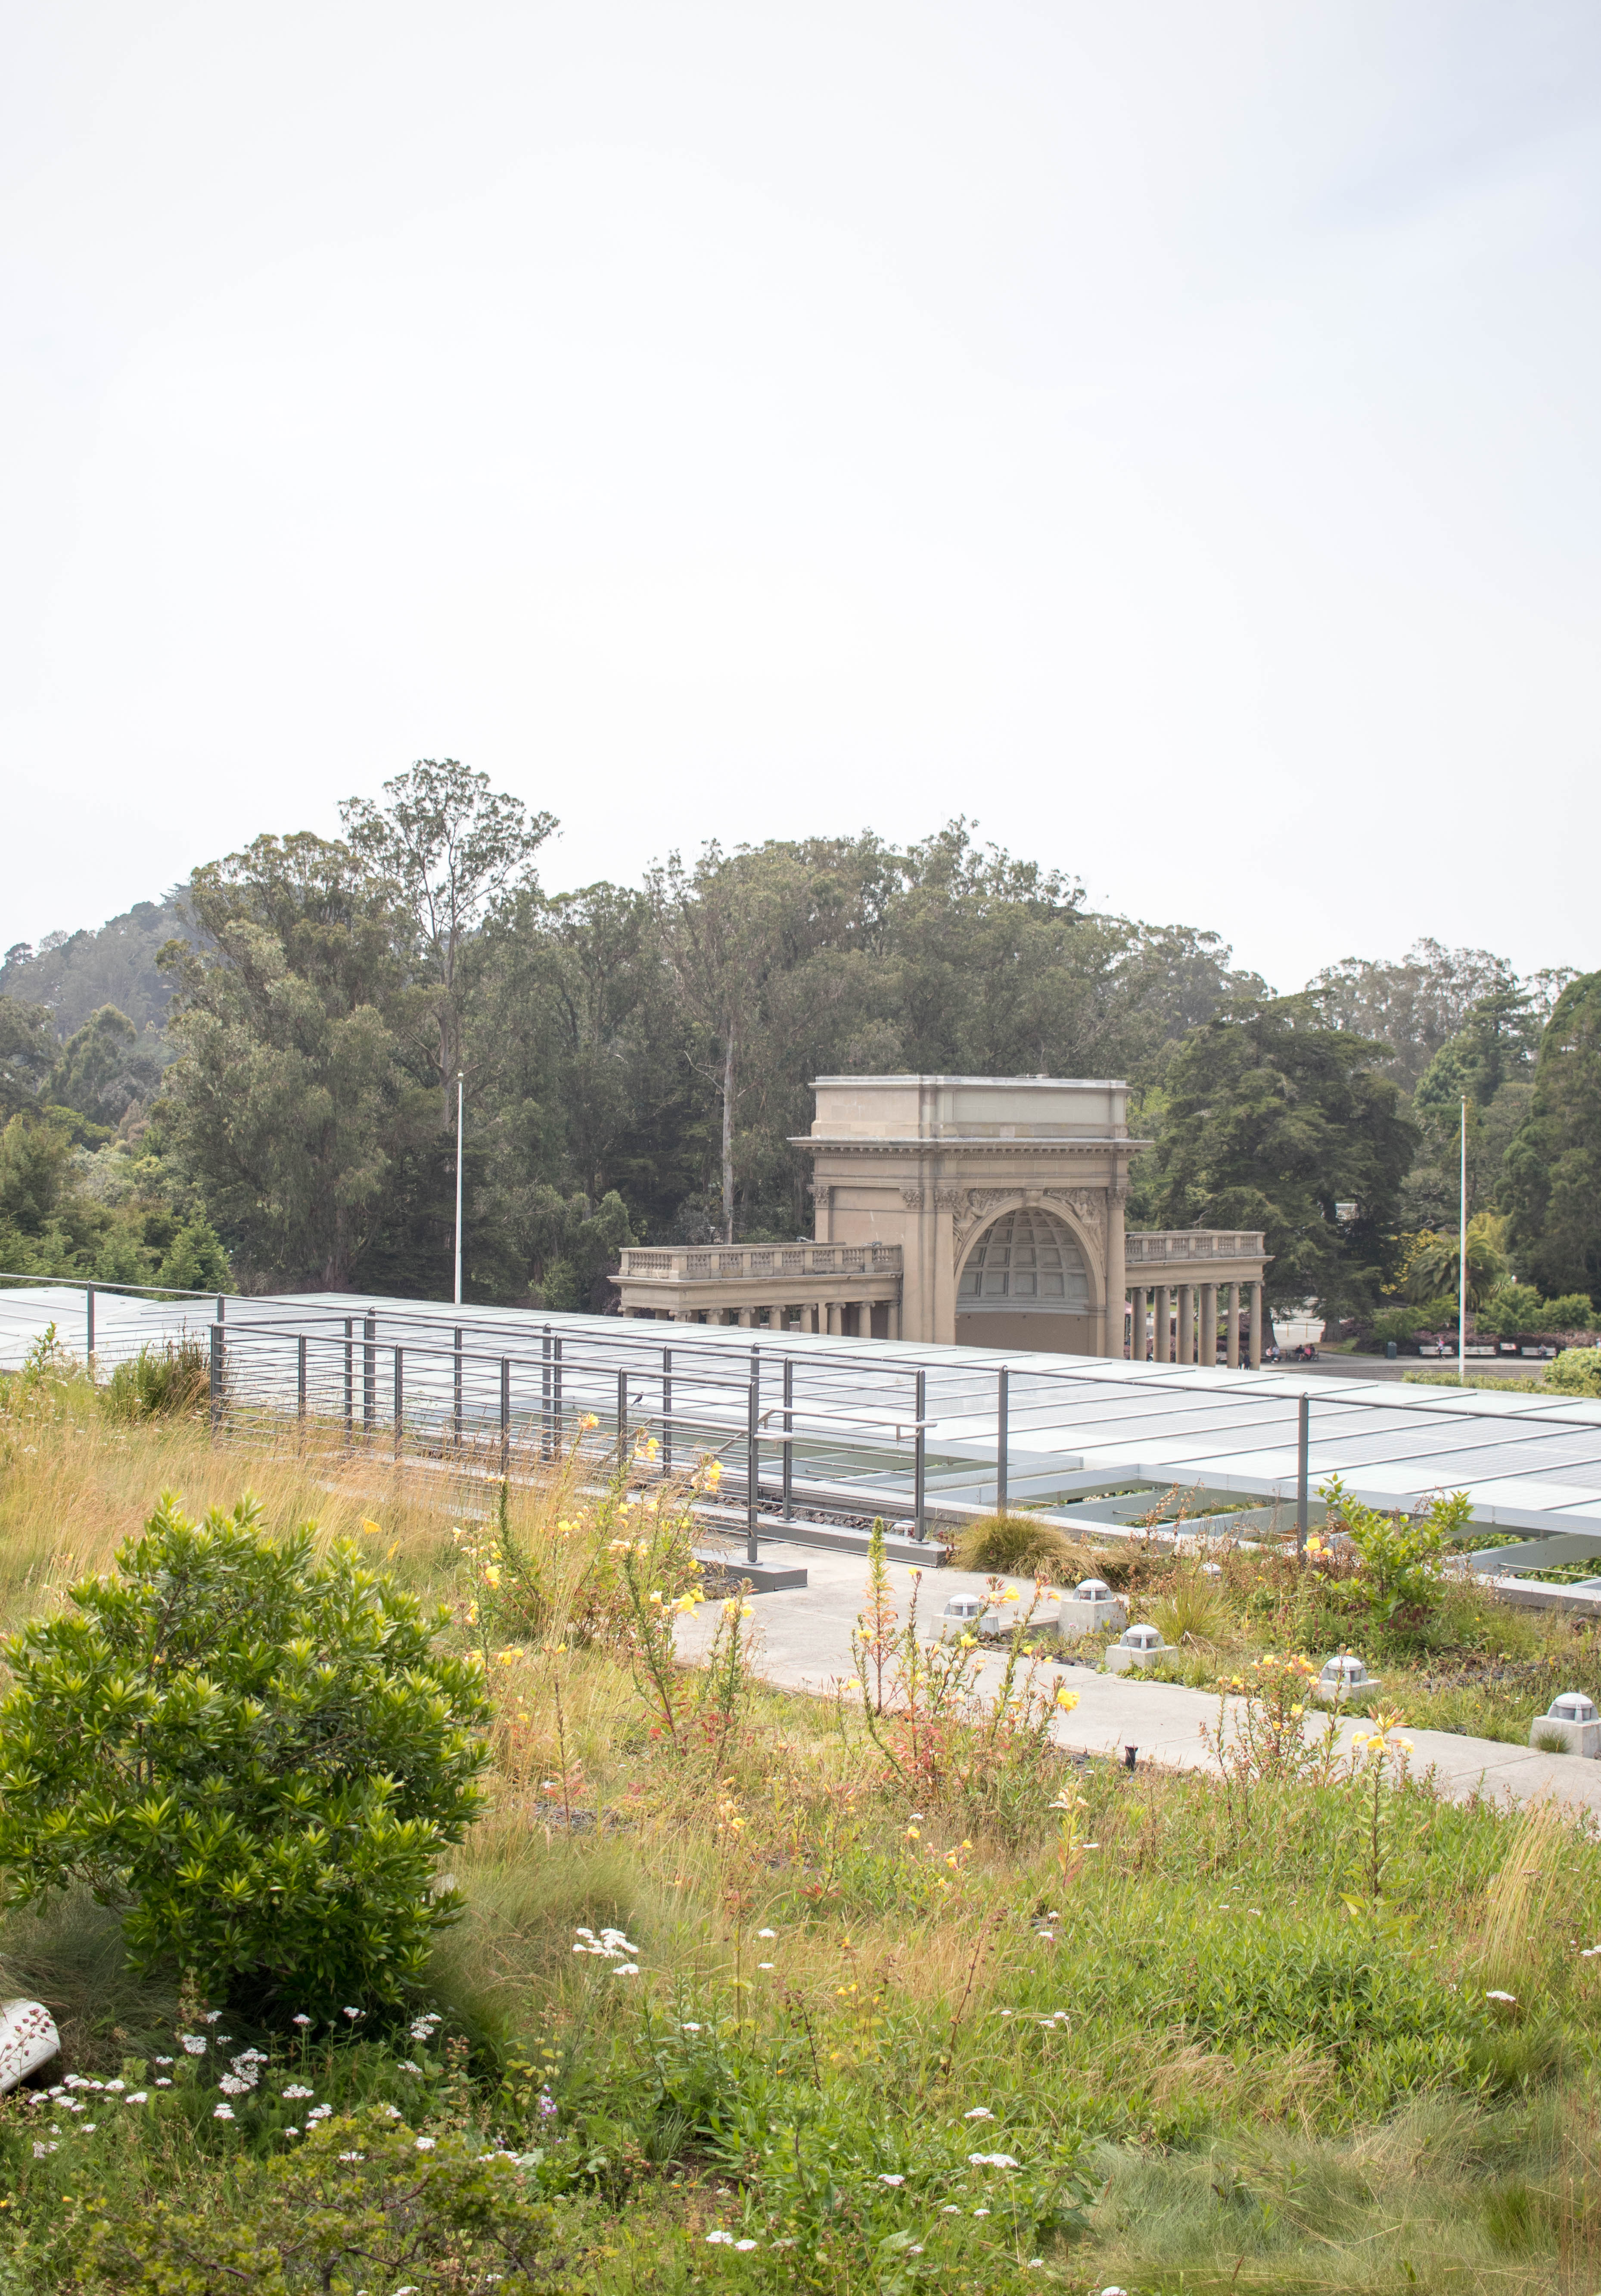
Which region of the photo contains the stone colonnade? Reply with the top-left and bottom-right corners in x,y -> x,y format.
1130,1279 -> 1265,1369
626,1298 -> 898,1338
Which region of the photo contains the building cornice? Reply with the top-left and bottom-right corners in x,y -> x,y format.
789,1135 -> 1153,1157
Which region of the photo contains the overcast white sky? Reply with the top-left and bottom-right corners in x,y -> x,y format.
4,1 -> 1599,988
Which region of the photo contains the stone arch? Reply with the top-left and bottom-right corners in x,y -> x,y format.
954,1201 -> 1101,1356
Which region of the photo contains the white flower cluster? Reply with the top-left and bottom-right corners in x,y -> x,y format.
409,2012 -> 445,2043
573,1925 -> 640,1976
208,2045 -> 270,2098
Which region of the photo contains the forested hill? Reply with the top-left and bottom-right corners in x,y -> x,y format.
0,763 -> 1594,1325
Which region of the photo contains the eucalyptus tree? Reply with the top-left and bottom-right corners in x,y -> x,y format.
159,833 -> 433,1290
1502,971 -> 1601,1305
340,760 -> 556,1123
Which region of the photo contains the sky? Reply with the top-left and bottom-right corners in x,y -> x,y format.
4,0 -> 1600,990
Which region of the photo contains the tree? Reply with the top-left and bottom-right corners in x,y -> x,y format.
1144,995 -> 1418,1315
1309,940 -> 1521,1093
1402,988 -> 1541,1230
0,898 -> 189,1036
1402,1212 -> 1509,1309
1501,970 -> 1601,1306
0,994 -> 54,1117
340,760 -> 556,1123
45,1003 -> 165,1126
650,840 -> 881,1241
0,1492 -> 489,2020
160,834 -> 432,1290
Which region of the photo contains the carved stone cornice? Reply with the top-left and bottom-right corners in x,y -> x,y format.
791,1135 -> 1152,1156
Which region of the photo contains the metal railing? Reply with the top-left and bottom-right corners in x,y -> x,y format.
6,1273 -> 1601,1572
187,1309 -> 936,1563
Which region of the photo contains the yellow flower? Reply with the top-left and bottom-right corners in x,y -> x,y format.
360,1518 -> 382,1536
1290,1704 -> 1304,1719
1055,1688 -> 1080,1714
673,1594 -> 700,1616
482,1566 -> 501,1589
905,1825 -> 920,1841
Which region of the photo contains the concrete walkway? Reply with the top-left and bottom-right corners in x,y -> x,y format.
676,1539 -> 1601,1821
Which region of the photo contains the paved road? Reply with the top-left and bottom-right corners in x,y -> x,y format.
677,1539 -> 1601,1820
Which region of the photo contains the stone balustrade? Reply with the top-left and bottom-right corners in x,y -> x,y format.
619,1243 -> 903,1283
1124,1230 -> 1266,1266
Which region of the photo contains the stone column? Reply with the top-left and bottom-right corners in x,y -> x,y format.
1154,1285 -> 1171,1364
1104,1185 -> 1127,1361
768,1304 -> 783,1330
1200,1283 -> 1217,1366
1226,1283 -> 1240,1369
1176,1284 -> 1193,1365
888,1296 -> 900,1342
1250,1281 -> 1264,1368
827,1301 -> 843,1336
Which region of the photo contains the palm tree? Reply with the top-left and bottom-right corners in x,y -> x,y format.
1404,1212 -> 1509,1311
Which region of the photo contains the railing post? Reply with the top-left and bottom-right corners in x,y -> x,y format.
363,1313 -> 376,1433
297,1335 -> 307,1422
454,1327 -> 463,1448
209,1320 -> 223,1435
394,1346 -> 404,1459
997,1365 -> 1009,1517
913,1368 -> 926,1541
617,1366 -> 628,1453
216,1292 -> 226,1325
662,1346 -> 673,1477
1296,1392 -> 1310,1555
541,1326 -> 552,1459
85,1282 -> 95,1372
553,1334 -> 563,1452
500,1356 -> 510,1472
746,1361 -> 760,1565
782,1355 -> 793,1520
343,1318 -> 354,1440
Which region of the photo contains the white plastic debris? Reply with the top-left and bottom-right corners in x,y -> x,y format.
0,2001 -> 59,2094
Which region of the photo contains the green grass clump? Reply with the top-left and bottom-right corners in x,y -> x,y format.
950,1512 -> 1083,1575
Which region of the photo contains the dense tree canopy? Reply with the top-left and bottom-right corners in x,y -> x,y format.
1502,972 -> 1601,1303
1,774 -> 1588,1319
1144,995 -> 1418,1315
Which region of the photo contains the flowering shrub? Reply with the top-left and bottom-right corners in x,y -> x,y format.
79,2107 -> 566,2293
1320,1477 -> 1473,1628
0,1492 -> 489,2019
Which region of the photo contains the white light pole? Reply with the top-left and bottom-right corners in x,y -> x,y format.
1458,1093 -> 1467,1387
454,1071 -> 465,1308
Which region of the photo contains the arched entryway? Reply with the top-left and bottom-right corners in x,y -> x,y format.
954,1205 -> 1099,1355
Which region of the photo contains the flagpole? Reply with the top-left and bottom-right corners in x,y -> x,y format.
454,1072 -> 464,1308
1458,1094 -> 1467,1386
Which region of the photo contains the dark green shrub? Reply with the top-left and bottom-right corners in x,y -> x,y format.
949,1512 -> 1079,1575
1476,1285 -> 1548,1338
1544,1346 -> 1601,1398
79,2108 -> 571,2292
1542,1293 -> 1596,1331
0,1492 -> 490,2021
101,1337 -> 208,1421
